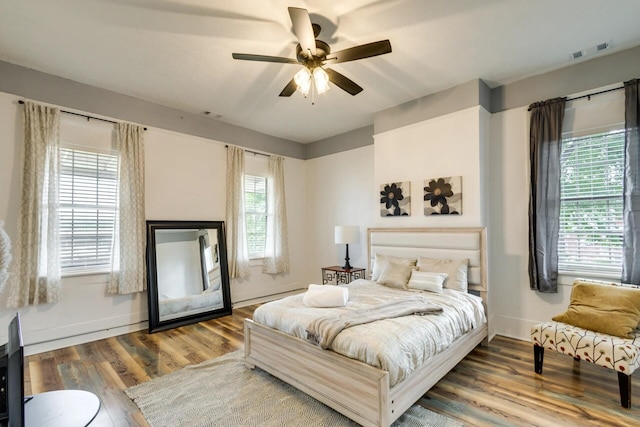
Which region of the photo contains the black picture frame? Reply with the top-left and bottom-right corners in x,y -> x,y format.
146,220 -> 232,333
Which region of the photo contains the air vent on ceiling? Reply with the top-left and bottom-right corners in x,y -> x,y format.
570,41 -> 612,61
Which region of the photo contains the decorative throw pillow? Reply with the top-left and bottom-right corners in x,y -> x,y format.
552,282 -> 640,338
371,253 -> 417,281
407,271 -> 448,293
376,262 -> 415,289
417,257 -> 469,292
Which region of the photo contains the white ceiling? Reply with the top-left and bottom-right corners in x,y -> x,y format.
1,0 -> 640,143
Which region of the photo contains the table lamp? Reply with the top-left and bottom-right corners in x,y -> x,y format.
335,226 -> 359,269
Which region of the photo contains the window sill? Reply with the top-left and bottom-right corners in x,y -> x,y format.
249,258 -> 264,267
558,270 -> 621,286
62,268 -> 111,278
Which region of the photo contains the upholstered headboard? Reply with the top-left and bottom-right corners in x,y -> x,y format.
367,227 -> 488,298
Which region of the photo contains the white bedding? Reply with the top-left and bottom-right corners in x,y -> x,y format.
159,290 -> 223,320
253,279 -> 486,386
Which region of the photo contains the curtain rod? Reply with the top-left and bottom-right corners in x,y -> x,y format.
18,100 -> 147,130
225,145 -> 270,157
566,85 -> 624,103
528,85 -> 624,111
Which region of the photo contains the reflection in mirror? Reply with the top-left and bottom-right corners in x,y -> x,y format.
147,221 -> 232,333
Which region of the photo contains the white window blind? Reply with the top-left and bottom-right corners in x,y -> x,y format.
59,147 -> 118,272
558,128 -> 625,275
244,174 -> 267,259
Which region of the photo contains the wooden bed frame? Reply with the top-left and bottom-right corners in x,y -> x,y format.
244,227 -> 488,427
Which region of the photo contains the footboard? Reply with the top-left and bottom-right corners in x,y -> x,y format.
244,319 -> 392,427
245,318 -> 487,427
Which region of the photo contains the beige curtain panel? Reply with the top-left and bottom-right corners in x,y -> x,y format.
8,101 -> 62,307
263,155 -> 290,275
109,123 -> 146,294
225,146 -> 250,279
0,221 -> 12,293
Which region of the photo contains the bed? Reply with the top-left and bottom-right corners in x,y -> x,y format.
244,227 -> 488,427
159,288 -> 223,321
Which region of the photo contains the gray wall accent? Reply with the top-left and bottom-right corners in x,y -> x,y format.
304,125 -> 374,159
3,44 -> 639,161
0,61 -> 305,159
491,45 -> 640,112
479,79 -> 492,112
373,79 -> 485,135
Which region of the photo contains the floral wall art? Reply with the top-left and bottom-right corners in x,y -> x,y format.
380,181 -> 411,216
424,176 -> 462,215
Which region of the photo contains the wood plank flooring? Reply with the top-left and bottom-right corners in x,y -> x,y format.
26,305 -> 640,426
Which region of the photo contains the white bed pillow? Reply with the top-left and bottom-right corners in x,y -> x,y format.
376,262 -> 415,289
407,271 -> 448,293
418,257 -> 469,292
371,253 -> 417,281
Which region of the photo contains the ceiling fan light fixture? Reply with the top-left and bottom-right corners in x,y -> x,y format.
313,67 -> 330,94
294,67 -> 311,95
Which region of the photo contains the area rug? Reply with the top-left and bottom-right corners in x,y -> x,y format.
126,351 -> 462,427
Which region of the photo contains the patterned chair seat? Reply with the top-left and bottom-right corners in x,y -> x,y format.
531,321 -> 640,408
531,321 -> 640,374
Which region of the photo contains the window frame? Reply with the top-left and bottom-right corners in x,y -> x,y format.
59,142 -> 119,277
557,126 -> 625,278
244,173 -> 268,260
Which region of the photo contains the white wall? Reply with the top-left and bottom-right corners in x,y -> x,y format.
0,91 -> 309,354
156,239 -> 202,298
373,106 -> 488,228
305,146 -> 375,281
488,86 -> 627,341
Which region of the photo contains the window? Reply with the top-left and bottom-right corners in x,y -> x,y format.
558,128 -> 625,275
244,174 -> 267,259
59,147 -> 118,273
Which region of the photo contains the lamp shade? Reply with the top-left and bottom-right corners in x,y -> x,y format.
335,226 -> 360,245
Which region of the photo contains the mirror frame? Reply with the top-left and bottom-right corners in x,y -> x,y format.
146,220 -> 232,333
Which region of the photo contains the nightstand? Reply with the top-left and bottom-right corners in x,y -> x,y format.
321,266 -> 366,285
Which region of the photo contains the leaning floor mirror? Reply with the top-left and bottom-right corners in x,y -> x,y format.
146,220 -> 232,333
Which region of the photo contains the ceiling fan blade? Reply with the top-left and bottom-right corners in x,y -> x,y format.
324,68 -> 363,96
288,7 -> 316,57
324,40 -> 392,64
279,79 -> 297,97
232,53 -> 300,64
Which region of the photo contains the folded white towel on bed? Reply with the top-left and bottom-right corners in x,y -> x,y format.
302,284 -> 349,308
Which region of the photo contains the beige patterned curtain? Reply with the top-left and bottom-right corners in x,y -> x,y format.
263,155 -> 289,274
8,101 -> 61,307
109,123 -> 146,294
225,146 -> 250,279
0,221 -> 11,293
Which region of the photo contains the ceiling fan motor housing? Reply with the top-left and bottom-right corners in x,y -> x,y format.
297,40 -> 330,67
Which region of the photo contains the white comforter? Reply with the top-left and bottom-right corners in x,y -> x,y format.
253,279 -> 486,386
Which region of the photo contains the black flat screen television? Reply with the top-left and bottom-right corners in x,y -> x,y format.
0,313 -> 25,427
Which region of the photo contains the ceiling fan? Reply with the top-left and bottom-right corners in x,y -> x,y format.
232,7 -> 392,99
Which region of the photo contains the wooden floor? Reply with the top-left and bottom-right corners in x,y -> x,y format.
26,305 -> 640,427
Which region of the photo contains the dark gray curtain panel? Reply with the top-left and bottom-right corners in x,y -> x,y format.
623,79 -> 640,284
528,98 -> 566,293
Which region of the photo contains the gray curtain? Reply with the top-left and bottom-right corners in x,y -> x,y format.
528,97 -> 566,293
622,78 -> 640,284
